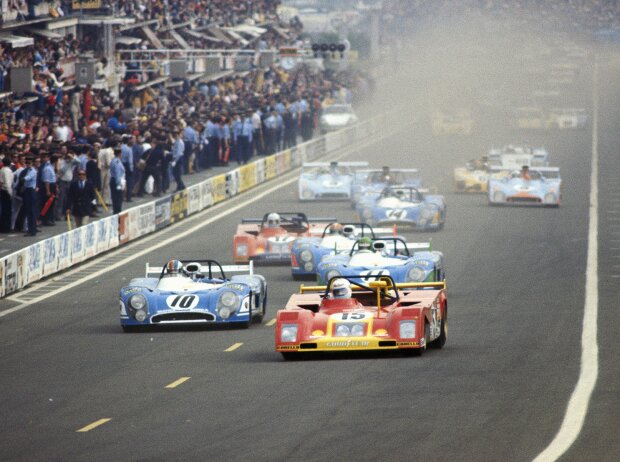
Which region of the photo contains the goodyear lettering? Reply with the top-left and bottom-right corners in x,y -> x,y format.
397,341 -> 419,346
224,283 -> 245,292
279,345 -> 299,350
326,340 -> 370,347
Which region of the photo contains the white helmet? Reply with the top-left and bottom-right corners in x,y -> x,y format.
267,212 -> 281,228
332,278 -> 352,299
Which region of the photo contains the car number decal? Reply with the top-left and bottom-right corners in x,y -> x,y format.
386,209 -> 407,219
166,294 -> 199,310
360,269 -> 390,280
331,312 -> 371,321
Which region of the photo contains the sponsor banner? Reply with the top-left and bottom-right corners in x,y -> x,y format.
72,0 -> 102,9
187,184 -> 202,214
200,179 -> 215,209
289,145 -> 301,167
70,227 -> 86,264
26,242 -> 43,285
295,143 -> 307,164
129,203 -> 156,240
170,190 -> 189,224
0,257 -> 4,298
265,155 -> 277,180
305,137 -> 326,161
108,216 -> 119,249
226,170 -> 240,198
276,150 -> 291,175
57,232 -> 71,271
119,211 -> 130,245
96,217 -> 111,253
5,250 -> 27,294
84,222 -> 97,259
42,237 -> 59,276
255,158 -> 266,184
155,196 -> 171,230
212,174 -> 227,203
239,163 -> 257,193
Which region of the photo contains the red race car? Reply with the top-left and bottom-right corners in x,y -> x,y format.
233,212 -> 335,264
275,275 -> 447,359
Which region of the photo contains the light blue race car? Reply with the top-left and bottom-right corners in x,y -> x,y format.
488,166 -> 562,207
290,222 -> 395,280
356,185 -> 446,231
316,237 -> 445,285
119,260 -> 267,332
298,161 -> 369,201
351,167 -> 423,208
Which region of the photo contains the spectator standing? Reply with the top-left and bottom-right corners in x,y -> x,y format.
203,115 -> 218,169
66,169 -> 95,227
251,108 -> 264,156
22,157 -> 38,236
171,130 -> 185,191
86,149 -> 101,207
97,141 -> 114,205
240,112 -> 253,164
56,150 -> 80,222
183,121 -> 198,174
120,136 -> 134,202
0,157 -> 13,232
39,153 -> 57,226
109,147 -> 125,214
70,88 -> 81,132
137,138 -> 163,197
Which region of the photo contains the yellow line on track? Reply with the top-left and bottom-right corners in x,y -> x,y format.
165,377 -> 191,389
225,343 -> 243,352
266,319 -> 276,327
76,418 -> 111,432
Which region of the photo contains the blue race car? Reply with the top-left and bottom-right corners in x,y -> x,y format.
290,222 -> 394,280
298,161 -> 368,201
488,166 -> 562,207
351,166 -> 422,208
316,237 -> 445,285
119,260 -> 267,332
356,185 -> 446,230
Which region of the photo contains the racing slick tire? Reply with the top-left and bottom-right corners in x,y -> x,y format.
430,304 -> 447,349
407,322 -> 430,357
253,290 -> 267,324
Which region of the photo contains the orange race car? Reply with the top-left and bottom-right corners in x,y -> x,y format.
233,212 -> 336,264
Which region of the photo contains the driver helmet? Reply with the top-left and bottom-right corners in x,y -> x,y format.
358,236 -> 373,251
267,212 -> 281,228
166,259 -> 183,276
329,223 -> 344,235
332,278 -> 352,299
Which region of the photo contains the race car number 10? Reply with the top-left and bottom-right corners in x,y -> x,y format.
166,294 -> 199,309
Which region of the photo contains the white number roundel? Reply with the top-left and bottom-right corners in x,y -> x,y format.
166,294 -> 199,310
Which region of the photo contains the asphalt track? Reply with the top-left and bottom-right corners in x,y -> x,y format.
0,52 -> 618,461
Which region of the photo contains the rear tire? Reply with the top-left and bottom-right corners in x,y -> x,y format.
430,305 -> 447,349
411,323 -> 430,356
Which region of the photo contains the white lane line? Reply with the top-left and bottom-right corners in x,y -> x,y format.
0,136 -> 380,317
534,56 -> 599,462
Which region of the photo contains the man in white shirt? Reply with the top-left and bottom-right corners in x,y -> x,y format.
97,141 -> 114,205
0,156 -> 14,232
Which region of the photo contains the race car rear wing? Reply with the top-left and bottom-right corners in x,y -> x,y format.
301,161 -> 369,168
145,260 -> 254,278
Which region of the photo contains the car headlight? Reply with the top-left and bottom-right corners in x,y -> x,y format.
219,291 -> 239,308
304,262 -> 314,272
350,324 -> 364,336
493,191 -> 505,202
421,207 -> 434,220
544,192 -> 556,204
335,324 -> 350,337
325,269 -> 341,282
129,293 -> 147,311
135,310 -> 147,322
407,267 -> 427,282
281,324 -> 298,342
400,320 -> 416,339
236,244 -> 248,257
300,250 -> 313,263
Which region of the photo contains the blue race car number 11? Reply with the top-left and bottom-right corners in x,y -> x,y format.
166,294 -> 199,310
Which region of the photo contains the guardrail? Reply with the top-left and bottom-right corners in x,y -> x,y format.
0,112 -> 404,298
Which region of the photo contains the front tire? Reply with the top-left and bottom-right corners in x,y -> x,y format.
430,304 -> 447,349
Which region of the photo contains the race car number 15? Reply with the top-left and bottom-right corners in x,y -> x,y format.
332,312 -> 369,321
